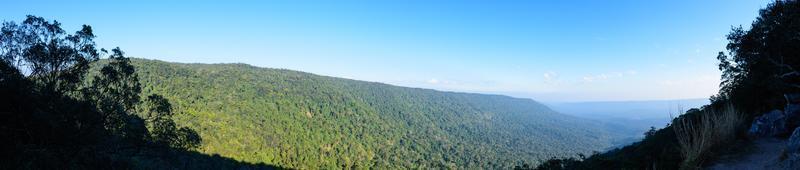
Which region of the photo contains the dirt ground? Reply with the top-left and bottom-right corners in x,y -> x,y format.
706,138 -> 787,170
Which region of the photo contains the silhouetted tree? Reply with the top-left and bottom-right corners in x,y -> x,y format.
0,15 -> 234,169
644,126 -> 657,138
1,15 -> 99,95
85,47 -> 147,141
713,0 -> 800,114
140,94 -> 201,149
176,126 -> 202,149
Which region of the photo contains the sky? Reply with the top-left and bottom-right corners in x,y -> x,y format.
2,0 -> 772,102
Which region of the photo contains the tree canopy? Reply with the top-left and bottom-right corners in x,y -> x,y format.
128,58 -> 630,169
0,15 -> 273,169
714,0 -> 800,114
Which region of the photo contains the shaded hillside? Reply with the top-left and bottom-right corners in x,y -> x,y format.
125,58 -> 626,168
0,16 -> 280,169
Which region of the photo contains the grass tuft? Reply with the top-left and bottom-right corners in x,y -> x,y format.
673,104 -> 743,169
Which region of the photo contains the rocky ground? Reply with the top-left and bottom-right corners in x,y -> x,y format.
707,95 -> 800,169
707,138 -> 786,170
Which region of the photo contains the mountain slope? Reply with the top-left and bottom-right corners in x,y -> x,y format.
127,58 -> 625,168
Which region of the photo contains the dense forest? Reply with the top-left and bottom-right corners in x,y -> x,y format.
0,15 -> 632,169
0,15 -> 277,169
527,1 -> 800,169
123,58 -> 630,169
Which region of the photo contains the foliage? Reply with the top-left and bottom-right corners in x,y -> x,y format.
1,15 -> 99,95
140,94 -> 202,150
127,58 -> 628,169
673,104 -> 743,169
0,15 -> 276,169
714,0 -> 800,115
644,126 -> 657,138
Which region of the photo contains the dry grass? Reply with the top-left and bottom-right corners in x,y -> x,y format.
673,104 -> 744,169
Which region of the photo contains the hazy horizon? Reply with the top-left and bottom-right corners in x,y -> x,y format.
2,0 -> 770,102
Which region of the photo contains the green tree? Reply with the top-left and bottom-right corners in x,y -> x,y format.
86,47 -> 145,140
714,0 -> 800,114
0,15 -> 241,169
140,94 -> 201,149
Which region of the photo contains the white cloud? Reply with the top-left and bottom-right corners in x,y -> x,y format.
543,71 -> 559,84
598,74 -> 609,79
543,72 -> 556,80
581,70 -> 637,83
582,74 -> 610,83
582,76 -> 595,82
426,78 -> 461,86
427,78 -> 439,84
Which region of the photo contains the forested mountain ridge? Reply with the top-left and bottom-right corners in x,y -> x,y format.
116,58 -> 627,168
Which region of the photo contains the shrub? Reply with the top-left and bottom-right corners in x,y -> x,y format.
673,104 -> 743,169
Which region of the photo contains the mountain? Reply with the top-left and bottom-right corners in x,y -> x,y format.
548,99 -> 709,135
123,58 -> 627,168
549,99 -> 709,120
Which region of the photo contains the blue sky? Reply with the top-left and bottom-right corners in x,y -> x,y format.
3,0 -> 771,102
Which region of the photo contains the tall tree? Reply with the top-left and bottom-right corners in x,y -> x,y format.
1,15 -> 207,168
1,15 -> 99,95
714,0 -> 800,113
140,94 -> 201,149
86,47 -> 146,139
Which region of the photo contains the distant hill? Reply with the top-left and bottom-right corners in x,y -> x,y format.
548,99 -> 709,139
123,58 -> 628,168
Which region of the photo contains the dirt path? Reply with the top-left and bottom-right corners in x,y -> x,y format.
706,138 -> 786,170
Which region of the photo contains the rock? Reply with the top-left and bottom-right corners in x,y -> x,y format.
779,127 -> 800,169
788,127 -> 800,152
786,93 -> 800,104
787,104 -> 800,128
748,110 -> 787,137
788,104 -> 800,116
785,93 -> 800,128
